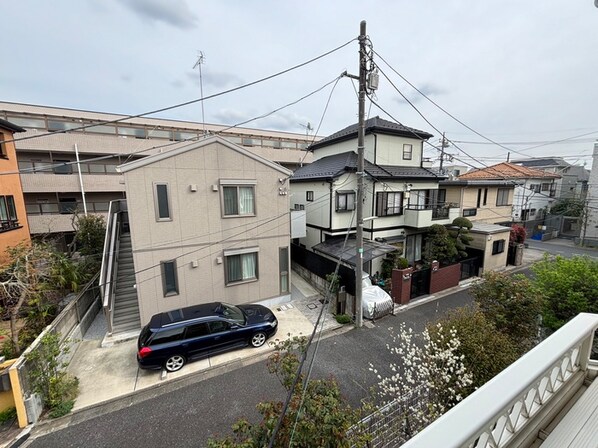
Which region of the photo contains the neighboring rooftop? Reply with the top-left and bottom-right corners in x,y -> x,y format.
308,116 -> 433,151
459,162 -> 561,180
512,157 -> 569,168
290,151 -> 444,182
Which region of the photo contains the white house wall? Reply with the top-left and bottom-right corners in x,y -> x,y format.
373,134 -> 423,167
512,179 -> 557,220
124,140 -> 291,324
311,135 -> 374,161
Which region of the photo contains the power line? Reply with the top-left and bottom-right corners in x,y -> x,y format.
2,37 -> 357,147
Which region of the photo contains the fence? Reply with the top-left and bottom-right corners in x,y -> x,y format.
8,272 -> 102,427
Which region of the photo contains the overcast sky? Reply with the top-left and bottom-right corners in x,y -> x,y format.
3,0 -> 598,169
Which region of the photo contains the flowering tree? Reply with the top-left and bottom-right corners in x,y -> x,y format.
370,323 -> 473,440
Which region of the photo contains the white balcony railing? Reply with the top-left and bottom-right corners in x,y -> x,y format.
401,313 -> 598,448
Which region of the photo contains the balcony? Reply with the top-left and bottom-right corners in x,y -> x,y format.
20,172 -> 124,193
401,313 -> 598,448
404,202 -> 460,227
26,202 -> 110,233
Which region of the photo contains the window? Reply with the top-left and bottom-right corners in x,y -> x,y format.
154,183 -> 171,221
483,188 -> 488,206
222,184 -> 256,216
376,192 -> 403,216
59,198 -> 77,214
118,126 -> 146,138
336,191 -> 356,212
453,169 -> 461,176
0,196 -> 19,231
185,323 -> 210,338
242,138 -> 256,147
529,184 -> 540,193
53,159 -> 73,175
477,189 -> 482,208
306,191 -> 314,202
209,321 -> 232,334
541,183 -> 550,192
294,204 -> 305,210
403,144 -> 413,160
492,239 -> 505,255
496,188 -> 510,206
48,120 -> 80,132
280,247 -> 289,294
6,116 -> 45,129
161,260 -> 179,296
224,248 -> 258,285
463,208 -> 477,217
0,133 -> 6,158
151,327 -> 184,344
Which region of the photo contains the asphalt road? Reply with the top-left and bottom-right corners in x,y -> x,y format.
25,285 -> 476,448
525,238 -> 598,259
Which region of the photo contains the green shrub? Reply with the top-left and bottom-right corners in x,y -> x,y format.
396,257 -> 409,269
0,407 -> 16,424
48,373 -> 79,409
48,400 -> 75,419
335,314 -> 351,324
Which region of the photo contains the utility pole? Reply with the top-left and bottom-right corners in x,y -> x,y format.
355,20 -> 367,328
439,132 -> 449,174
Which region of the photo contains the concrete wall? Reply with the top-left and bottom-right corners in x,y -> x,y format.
124,140 -> 292,324
468,230 -> 510,272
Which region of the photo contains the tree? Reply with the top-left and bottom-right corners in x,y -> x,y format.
73,214 -> 106,257
532,255 -> 598,331
510,225 -> 527,244
549,198 -> 584,217
470,271 -> 543,352
449,217 -> 473,259
208,336 -> 363,447
371,323 -> 472,440
423,224 -> 457,265
430,307 -> 521,394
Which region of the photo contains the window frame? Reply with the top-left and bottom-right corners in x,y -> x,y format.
220,180 -> 257,218
0,133 -> 6,158
306,191 -> 314,202
223,247 -> 259,285
496,188 -> 511,206
53,159 -> 73,175
492,239 -> 505,255
403,144 -> 413,160
376,191 -> 403,217
336,191 -> 356,212
153,182 -> 172,222
160,260 -> 179,297
463,208 -> 477,217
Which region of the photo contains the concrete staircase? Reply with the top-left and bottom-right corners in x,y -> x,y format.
112,233 -> 141,334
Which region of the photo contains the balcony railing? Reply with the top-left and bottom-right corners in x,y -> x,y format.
404,202 -> 460,223
0,219 -> 21,233
400,313 -> 598,448
18,161 -> 120,175
25,202 -> 110,215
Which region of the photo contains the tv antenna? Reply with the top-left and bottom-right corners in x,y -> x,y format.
192,51 -> 207,135
299,122 -> 313,138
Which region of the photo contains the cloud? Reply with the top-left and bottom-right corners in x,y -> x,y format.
186,71 -> 244,89
212,108 -> 312,133
171,79 -> 185,89
393,82 -> 446,104
117,0 -> 198,29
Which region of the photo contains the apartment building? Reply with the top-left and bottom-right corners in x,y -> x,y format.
0,119 -> 30,263
0,101 -> 314,246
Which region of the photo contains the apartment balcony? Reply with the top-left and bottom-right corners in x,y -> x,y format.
26,202 -> 109,233
403,202 -> 460,228
20,173 -> 125,193
401,313 -> 598,448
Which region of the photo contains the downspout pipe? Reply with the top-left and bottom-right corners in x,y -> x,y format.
75,143 -> 88,215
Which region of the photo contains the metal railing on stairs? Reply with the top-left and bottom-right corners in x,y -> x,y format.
99,199 -> 127,335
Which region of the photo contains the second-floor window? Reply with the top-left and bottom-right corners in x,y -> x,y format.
306,191 -> 314,202
336,191 -> 355,212
222,184 -> 256,216
0,195 -> 19,231
53,159 -> 73,175
403,144 -> 413,160
496,188 -> 510,206
376,191 -> 403,216
0,133 -> 6,158
154,182 -> 171,221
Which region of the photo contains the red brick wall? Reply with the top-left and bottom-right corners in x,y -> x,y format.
391,267 -> 413,305
430,262 -> 461,294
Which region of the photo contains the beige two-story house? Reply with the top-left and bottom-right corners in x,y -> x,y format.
107,135 -> 292,329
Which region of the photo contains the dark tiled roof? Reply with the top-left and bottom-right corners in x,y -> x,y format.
290,151 -> 444,182
514,158 -> 568,168
309,116 -> 433,151
0,118 -> 26,133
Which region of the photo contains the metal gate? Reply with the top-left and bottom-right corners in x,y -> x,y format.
460,257 -> 481,280
410,268 -> 430,299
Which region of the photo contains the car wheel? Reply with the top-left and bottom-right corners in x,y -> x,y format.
250,332 -> 267,348
164,354 -> 186,372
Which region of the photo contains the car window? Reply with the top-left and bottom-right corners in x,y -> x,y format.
186,323 -> 210,338
150,327 -> 185,344
139,325 -> 152,346
209,321 -> 231,334
220,303 -> 245,324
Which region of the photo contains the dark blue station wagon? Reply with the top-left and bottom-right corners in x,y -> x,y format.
137,302 -> 278,372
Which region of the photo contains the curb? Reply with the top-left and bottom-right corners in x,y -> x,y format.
23,321 -> 352,442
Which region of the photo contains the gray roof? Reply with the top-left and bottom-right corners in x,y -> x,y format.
513,158 -> 569,168
309,116 -> 433,151
290,151 -> 444,182
0,118 -> 26,133
469,223 -> 512,235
